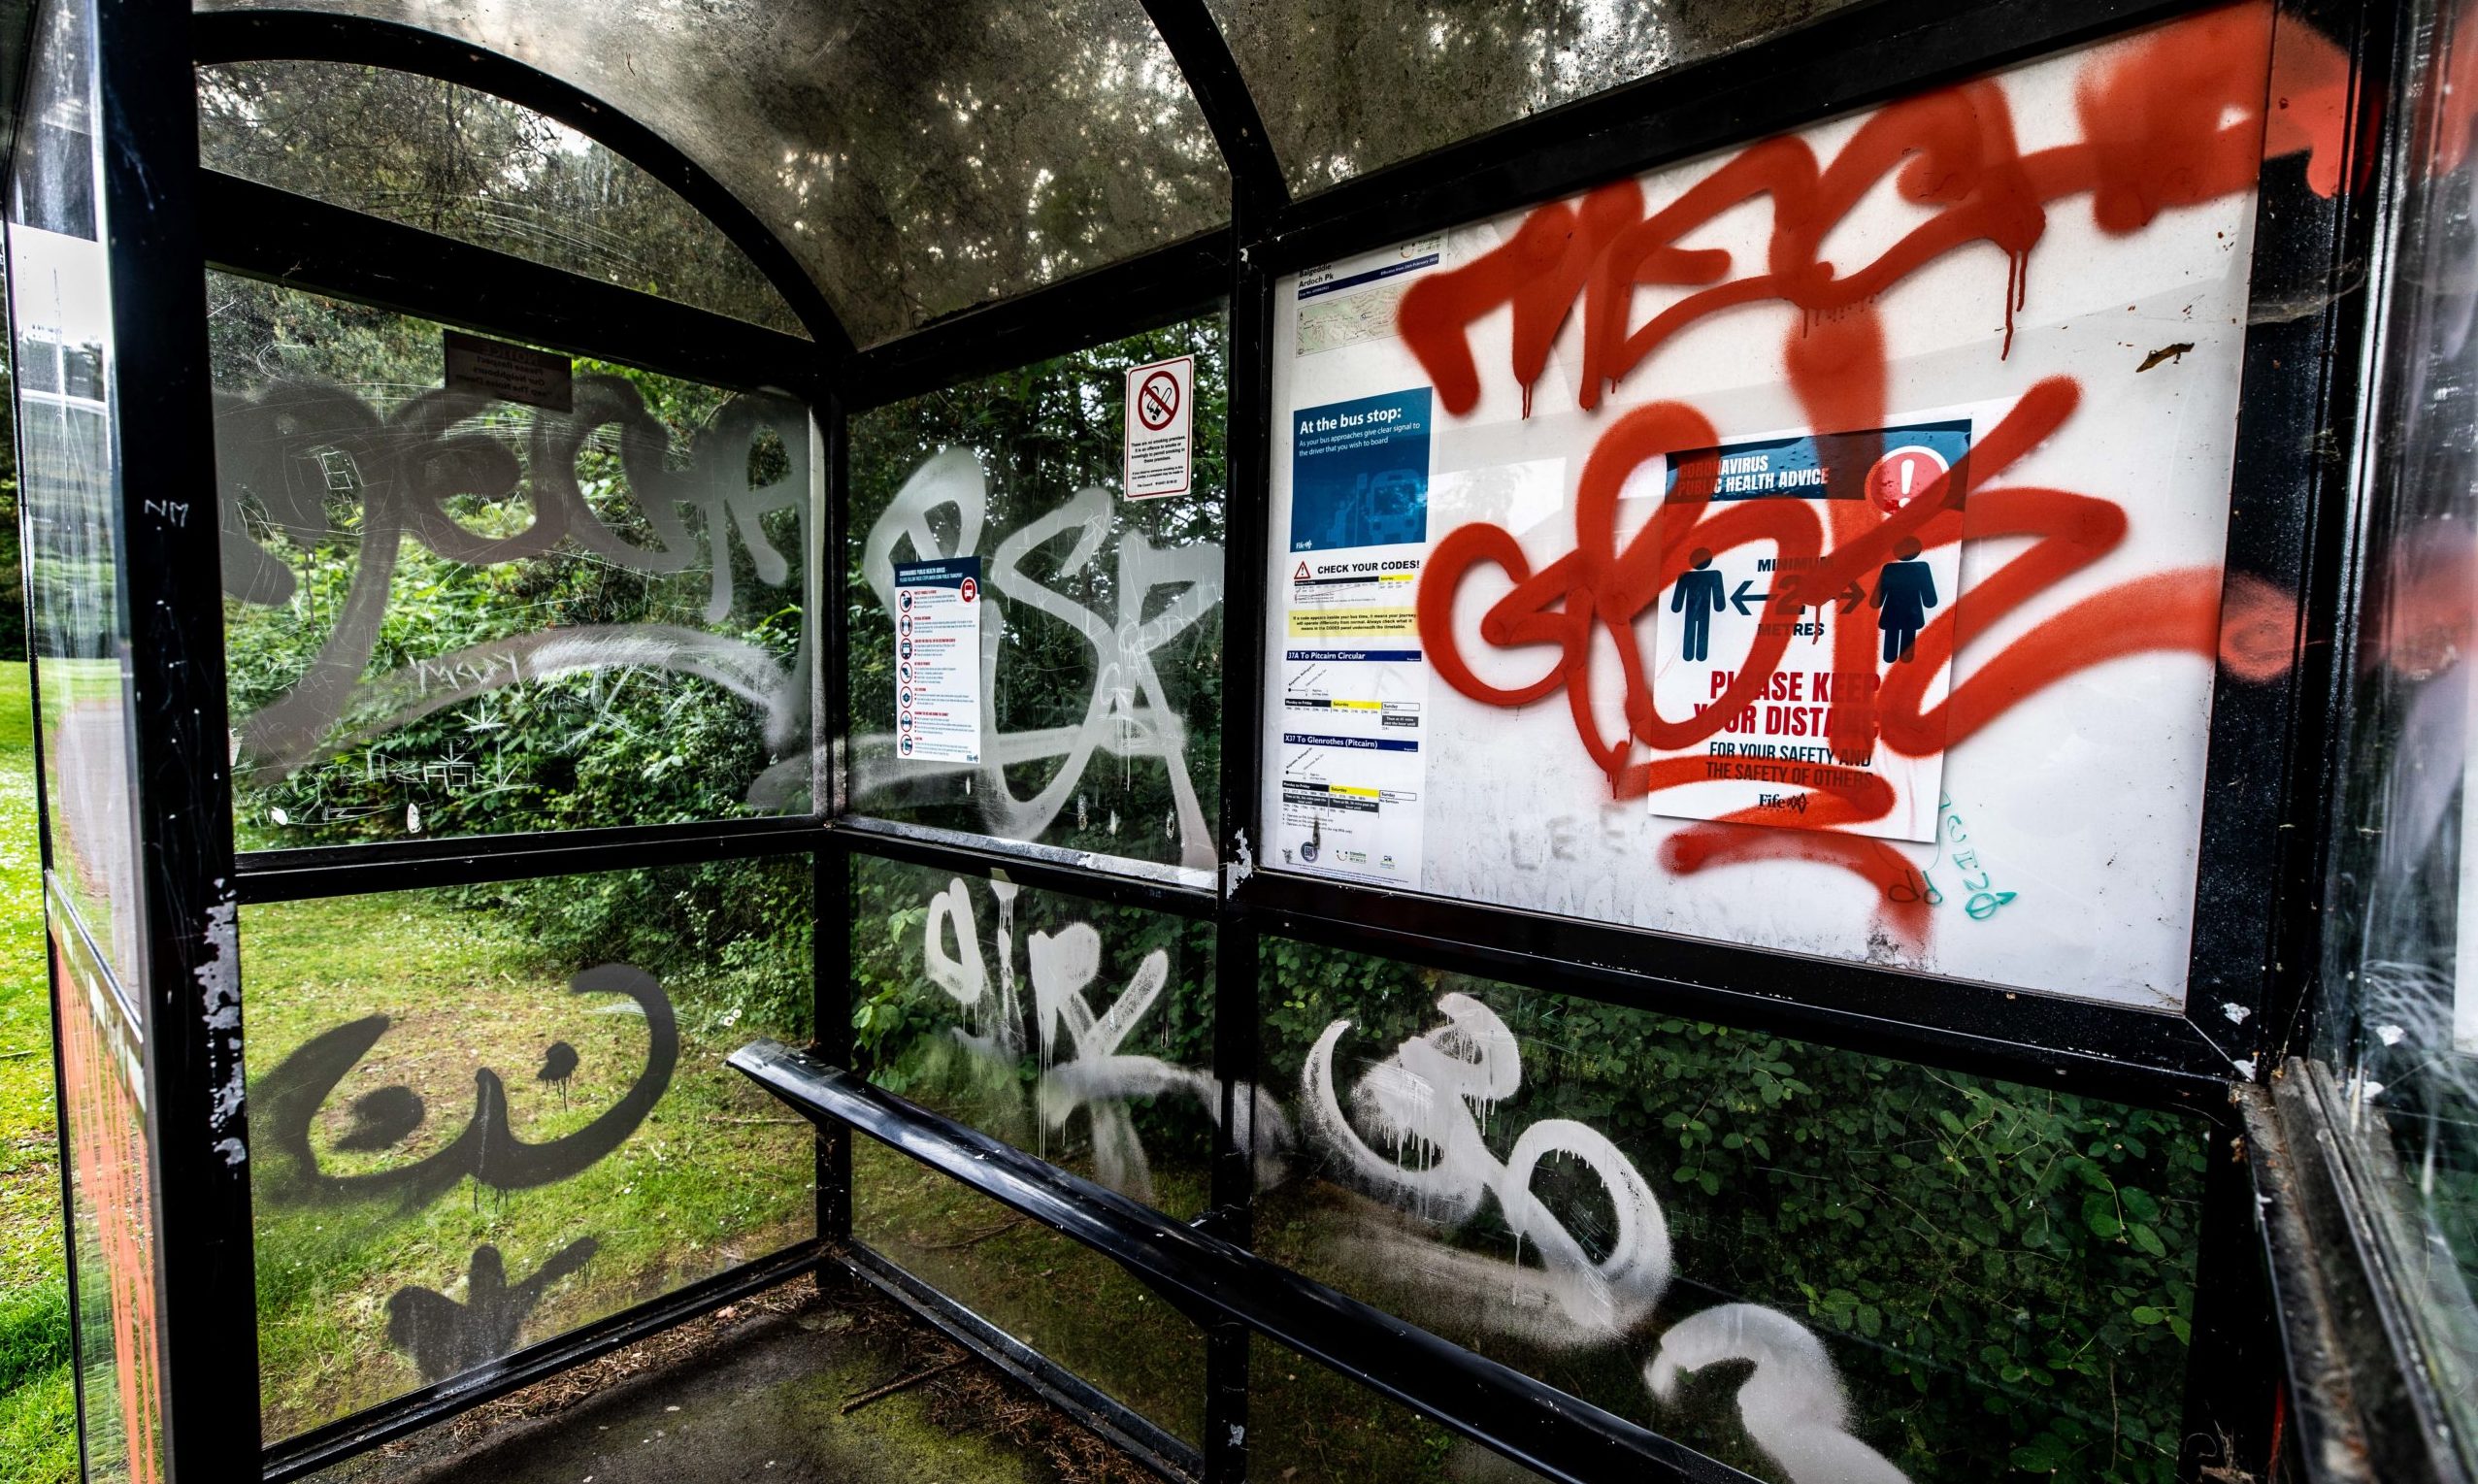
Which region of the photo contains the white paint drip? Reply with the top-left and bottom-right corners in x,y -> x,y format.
1304,994 -> 1671,1342
1648,1304 -> 1910,1484
921,878 -> 1292,1201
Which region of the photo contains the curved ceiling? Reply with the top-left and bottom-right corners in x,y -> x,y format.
193,0 -> 1852,349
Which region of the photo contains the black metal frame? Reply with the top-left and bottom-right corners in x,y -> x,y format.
1217,0 -> 2372,1111
734,1042 -> 1762,1484
2,0 -> 2423,1477
2239,1063 -> 2475,1484
190,8 -> 853,357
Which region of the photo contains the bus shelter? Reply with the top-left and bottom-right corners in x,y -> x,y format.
7,0 -> 2476,1479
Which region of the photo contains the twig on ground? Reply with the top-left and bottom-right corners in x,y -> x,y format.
841,1356 -> 971,1414
917,1216 -> 1024,1250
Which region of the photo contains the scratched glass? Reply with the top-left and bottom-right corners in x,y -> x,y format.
2311,0 -> 2478,1456
845,315 -> 1227,882
12,2 -> 165,1476
849,855 -> 1220,1219
1255,940 -> 2207,1482
208,276 -> 815,849
191,0 -> 1230,346
1206,0 -> 1861,194
241,857 -> 816,1442
197,60 -> 808,337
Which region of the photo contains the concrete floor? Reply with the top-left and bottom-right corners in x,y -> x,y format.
303,1275 -> 1151,1484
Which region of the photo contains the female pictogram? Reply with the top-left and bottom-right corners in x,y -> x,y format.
1870,537 -> 1939,664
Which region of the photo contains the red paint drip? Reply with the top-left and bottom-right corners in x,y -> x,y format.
1401,4 -> 2341,942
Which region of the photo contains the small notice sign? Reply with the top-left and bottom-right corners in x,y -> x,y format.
892,556 -> 984,764
1123,354 -> 1194,499
444,330 -> 575,412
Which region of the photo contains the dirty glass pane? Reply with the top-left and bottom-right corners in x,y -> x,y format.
209,275 -> 816,848
853,1139 -> 1207,1448
10,0 -> 167,1477
243,856 -> 816,1441
1206,0 -> 1860,194
191,0 -> 1231,346
1248,1339 -> 1551,1482
850,855 -> 1219,1218
197,60 -> 808,338
15,0 -> 137,994
845,316 -> 1226,882
1255,940 -> 2206,1482
2315,0 -> 2478,1459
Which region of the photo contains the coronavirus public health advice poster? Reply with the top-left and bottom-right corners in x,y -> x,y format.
893,557 -> 983,765
1258,22 -> 2276,1012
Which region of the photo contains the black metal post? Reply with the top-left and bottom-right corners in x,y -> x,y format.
97,0 -> 262,1470
816,391 -> 854,1249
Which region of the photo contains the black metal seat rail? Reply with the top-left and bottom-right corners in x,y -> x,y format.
730,1039 -> 1755,1484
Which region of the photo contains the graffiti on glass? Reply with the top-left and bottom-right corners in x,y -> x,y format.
214,373 -> 811,822
1307,995 -> 1910,1484
918,876 -> 1286,1202
861,450 -> 1223,870
254,964 -> 674,1380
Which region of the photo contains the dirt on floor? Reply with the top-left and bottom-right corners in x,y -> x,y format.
302,1268 -> 1161,1484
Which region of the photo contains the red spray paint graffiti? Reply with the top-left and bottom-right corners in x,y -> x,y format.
1404,3 -> 2341,945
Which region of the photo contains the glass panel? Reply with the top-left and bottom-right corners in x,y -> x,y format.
243,857 -> 816,1441
52,922 -> 160,1484
210,275 -> 816,848
1206,0 -> 1862,194
846,316 -> 1227,882
1255,11 -> 2287,1008
196,60 -> 807,339
10,0 -> 166,1476
16,0 -> 138,992
191,0 -> 1232,346
854,1139 -> 1207,1447
1249,1339 -> 1551,1482
850,855 -> 1219,1217
2316,0 -> 2478,1459
1257,940 -> 2206,1482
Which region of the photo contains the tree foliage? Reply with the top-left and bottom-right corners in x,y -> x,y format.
197,60 -> 803,336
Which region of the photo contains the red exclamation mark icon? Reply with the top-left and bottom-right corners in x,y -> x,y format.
1866,445 -> 1951,514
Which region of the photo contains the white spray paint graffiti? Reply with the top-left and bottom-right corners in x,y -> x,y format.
921,876 -> 1287,1203
861,449 -> 1223,869
1305,994 -> 1670,1344
1649,1305 -> 1913,1484
214,374 -> 810,801
1306,996 -> 1910,1484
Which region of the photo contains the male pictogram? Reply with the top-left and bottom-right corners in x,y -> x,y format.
1670,548 -> 1728,662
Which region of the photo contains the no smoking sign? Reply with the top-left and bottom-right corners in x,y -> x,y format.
1123,353 -> 1194,500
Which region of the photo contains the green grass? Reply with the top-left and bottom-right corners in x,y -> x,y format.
0,660 -> 77,1484
243,884 -> 817,1439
